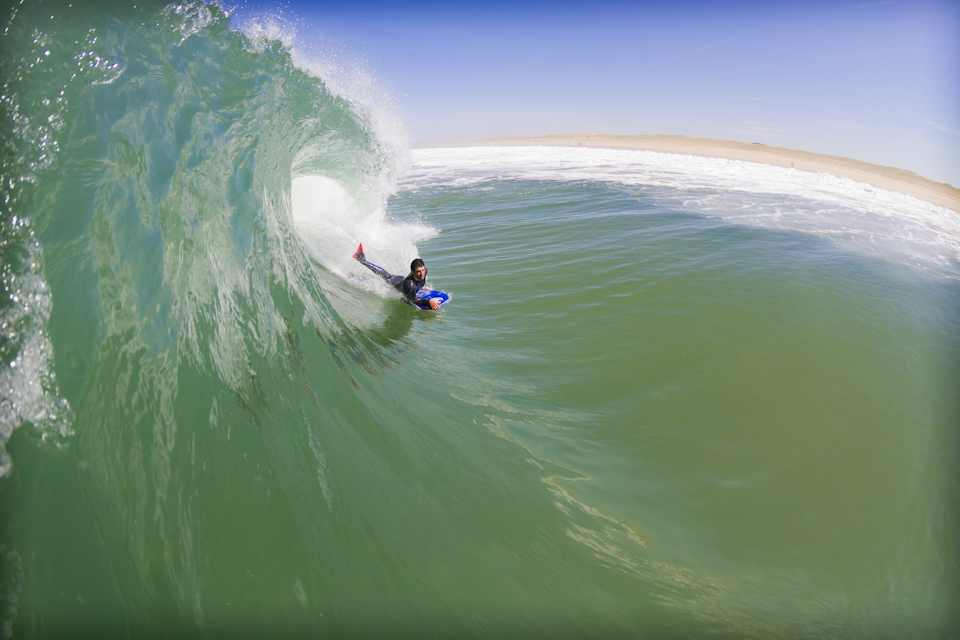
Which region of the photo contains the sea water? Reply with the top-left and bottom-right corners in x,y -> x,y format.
1,1 -> 958,638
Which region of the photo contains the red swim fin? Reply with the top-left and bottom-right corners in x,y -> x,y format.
353,244 -> 364,261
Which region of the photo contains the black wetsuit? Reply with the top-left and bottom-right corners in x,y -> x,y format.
400,273 -> 428,303
355,250 -> 427,305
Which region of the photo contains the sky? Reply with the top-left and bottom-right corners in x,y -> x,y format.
229,0 -> 960,187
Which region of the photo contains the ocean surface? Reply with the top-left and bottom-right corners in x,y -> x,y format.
1,2 -> 958,638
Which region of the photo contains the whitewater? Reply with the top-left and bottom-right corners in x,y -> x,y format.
1,1 -> 957,638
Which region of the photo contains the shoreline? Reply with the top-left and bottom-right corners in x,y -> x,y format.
421,134 -> 960,213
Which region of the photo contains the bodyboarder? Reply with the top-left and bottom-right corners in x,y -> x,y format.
353,244 -> 441,310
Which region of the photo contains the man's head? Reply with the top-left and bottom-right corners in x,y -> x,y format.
410,258 -> 426,280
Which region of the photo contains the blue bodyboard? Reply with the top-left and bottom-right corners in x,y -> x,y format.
415,289 -> 450,310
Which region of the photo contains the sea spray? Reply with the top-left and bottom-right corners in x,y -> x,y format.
0,217 -> 73,477
0,0 -> 91,476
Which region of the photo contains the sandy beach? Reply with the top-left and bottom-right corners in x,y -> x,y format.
433,134 -> 960,213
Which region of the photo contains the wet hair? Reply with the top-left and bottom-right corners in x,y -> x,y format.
410,258 -> 425,271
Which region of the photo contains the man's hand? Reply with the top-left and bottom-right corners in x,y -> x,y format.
429,298 -> 441,310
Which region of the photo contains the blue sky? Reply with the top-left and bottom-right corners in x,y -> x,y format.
230,1 -> 960,186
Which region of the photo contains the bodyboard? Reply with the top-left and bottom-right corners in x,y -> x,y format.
414,289 -> 450,310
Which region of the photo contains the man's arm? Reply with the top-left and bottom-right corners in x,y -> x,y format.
404,279 -> 440,309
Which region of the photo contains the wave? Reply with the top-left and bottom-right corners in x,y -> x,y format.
0,0 -> 411,474
0,0 -> 452,630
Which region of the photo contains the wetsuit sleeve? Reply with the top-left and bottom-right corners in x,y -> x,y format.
403,277 -> 435,306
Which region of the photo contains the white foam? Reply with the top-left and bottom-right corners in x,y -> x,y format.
290,175 -> 436,285
405,146 -> 960,278
0,236 -> 73,477
164,2 -> 219,42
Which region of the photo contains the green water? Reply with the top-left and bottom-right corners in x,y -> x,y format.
1,1 -> 958,638
399,181 -> 960,637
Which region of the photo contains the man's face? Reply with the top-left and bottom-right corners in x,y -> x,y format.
413,265 -> 426,280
